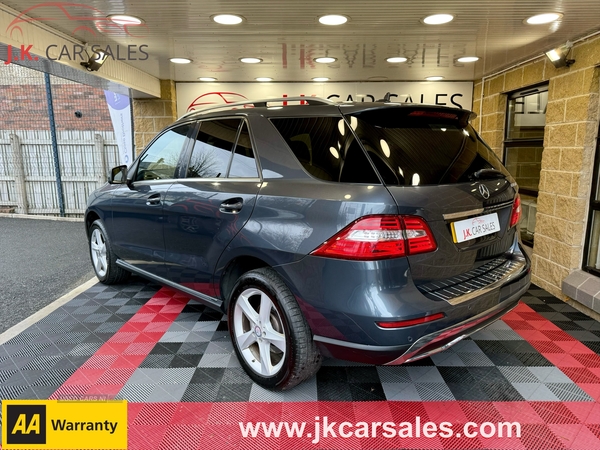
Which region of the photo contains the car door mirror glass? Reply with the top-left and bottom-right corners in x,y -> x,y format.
109,165 -> 128,184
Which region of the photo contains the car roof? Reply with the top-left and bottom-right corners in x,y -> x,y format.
175,97 -> 476,124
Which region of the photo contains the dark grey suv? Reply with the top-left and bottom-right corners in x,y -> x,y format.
85,97 -> 530,389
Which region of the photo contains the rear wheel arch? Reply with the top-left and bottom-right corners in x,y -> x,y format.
228,267 -> 322,389
220,256 -> 270,311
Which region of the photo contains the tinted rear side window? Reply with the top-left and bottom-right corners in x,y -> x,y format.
270,117 -> 380,184
229,122 -> 259,178
348,108 -> 509,186
187,119 -> 241,178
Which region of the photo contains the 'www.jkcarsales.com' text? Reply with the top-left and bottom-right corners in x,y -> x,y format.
239,416 -> 521,444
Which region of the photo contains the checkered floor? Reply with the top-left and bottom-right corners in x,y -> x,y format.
1,278 -> 600,449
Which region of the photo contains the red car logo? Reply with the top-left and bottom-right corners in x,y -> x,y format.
186,92 -> 252,113
6,2 -> 147,39
471,217 -> 486,226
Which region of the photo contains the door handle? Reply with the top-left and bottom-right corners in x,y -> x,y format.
220,198 -> 243,214
146,193 -> 161,206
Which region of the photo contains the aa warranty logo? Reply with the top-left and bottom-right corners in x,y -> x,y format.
2,400 -> 127,449
4,2 -> 149,65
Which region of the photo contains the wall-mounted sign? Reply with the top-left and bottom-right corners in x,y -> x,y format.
176,82 -> 473,118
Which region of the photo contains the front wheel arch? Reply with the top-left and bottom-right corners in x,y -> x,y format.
88,219 -> 129,285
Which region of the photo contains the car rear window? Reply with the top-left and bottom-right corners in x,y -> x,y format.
347,108 -> 510,186
270,117 -> 380,184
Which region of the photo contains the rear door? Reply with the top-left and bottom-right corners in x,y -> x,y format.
163,118 -> 261,299
344,106 -> 519,287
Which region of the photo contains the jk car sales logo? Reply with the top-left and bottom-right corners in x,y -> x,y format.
4,2 -> 149,65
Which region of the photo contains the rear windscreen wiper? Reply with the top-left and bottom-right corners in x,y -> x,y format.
469,168 -> 506,180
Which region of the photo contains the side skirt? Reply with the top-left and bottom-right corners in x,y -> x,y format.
116,259 -> 224,311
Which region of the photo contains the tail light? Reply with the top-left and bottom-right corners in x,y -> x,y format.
510,195 -> 521,228
311,215 -> 437,260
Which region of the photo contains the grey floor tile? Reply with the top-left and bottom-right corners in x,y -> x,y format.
376,366 -> 411,383
430,351 -> 465,367
406,366 -> 444,383
127,368 -> 166,384
512,383 -> 559,401
415,382 -> 455,401
528,367 -> 573,383
381,382 -> 421,400
158,368 -> 195,385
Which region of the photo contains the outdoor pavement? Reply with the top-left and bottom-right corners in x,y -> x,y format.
0,217 -> 95,334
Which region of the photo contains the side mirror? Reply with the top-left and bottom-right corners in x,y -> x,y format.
108,165 -> 128,184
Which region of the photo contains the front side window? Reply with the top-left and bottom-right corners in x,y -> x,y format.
135,124 -> 191,181
187,119 -> 241,178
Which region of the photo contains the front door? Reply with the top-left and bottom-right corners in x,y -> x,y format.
110,123 -> 194,276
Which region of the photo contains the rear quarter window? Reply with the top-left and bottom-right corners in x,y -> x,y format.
270,117 -> 380,184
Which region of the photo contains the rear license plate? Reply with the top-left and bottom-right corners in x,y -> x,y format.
451,212 -> 500,243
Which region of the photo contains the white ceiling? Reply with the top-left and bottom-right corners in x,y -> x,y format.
2,1 -> 600,83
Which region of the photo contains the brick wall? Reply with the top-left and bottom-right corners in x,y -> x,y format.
0,84 -> 113,131
0,63 -> 113,132
475,36 -> 600,299
132,80 -> 177,155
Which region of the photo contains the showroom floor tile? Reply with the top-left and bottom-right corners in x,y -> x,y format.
1,278 -> 600,448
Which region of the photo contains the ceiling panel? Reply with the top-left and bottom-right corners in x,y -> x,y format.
1,0 -> 599,82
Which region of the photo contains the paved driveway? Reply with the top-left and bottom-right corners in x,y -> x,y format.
0,217 -> 94,334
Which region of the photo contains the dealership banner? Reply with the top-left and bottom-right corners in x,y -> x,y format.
104,90 -> 133,166
176,81 -> 473,117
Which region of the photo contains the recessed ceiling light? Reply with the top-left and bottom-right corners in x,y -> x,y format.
525,13 -> 563,25
318,15 -> 348,25
386,56 -> 407,63
107,14 -> 144,25
170,57 -> 192,64
426,76 -> 444,81
256,77 -> 273,82
312,77 -> 330,82
457,56 -> 479,63
240,57 -> 263,64
198,77 -> 217,81
422,14 -> 454,25
314,57 -> 337,64
212,14 -> 244,25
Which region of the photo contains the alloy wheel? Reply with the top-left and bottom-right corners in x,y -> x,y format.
233,287 -> 286,377
90,228 -> 108,277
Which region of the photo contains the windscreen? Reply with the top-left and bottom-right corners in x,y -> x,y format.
347,108 -> 510,186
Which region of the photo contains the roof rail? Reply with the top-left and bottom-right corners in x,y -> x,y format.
178,96 -> 336,119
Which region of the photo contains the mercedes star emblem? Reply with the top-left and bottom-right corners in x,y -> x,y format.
478,184 -> 490,199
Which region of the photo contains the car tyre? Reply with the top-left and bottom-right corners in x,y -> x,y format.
89,219 -> 129,285
228,267 -> 321,390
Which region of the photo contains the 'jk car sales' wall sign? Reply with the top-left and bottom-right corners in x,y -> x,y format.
175,82 -> 474,117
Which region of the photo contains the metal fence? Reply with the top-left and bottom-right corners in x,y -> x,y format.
0,62 -> 123,217
0,131 -> 120,215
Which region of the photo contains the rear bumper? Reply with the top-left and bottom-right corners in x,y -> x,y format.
275,236 -> 531,365
313,283 -> 525,365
